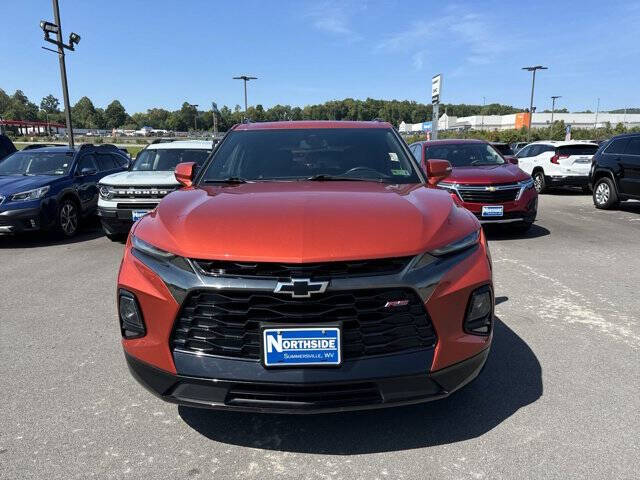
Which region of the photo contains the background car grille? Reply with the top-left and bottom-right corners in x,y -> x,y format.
170,288 -> 436,360
116,202 -> 159,210
191,257 -> 411,278
457,185 -> 520,203
111,186 -> 175,199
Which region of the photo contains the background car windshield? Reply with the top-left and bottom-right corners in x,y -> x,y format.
425,143 -> 505,167
0,151 -> 73,175
200,128 -> 420,183
492,144 -> 514,156
132,148 -> 211,171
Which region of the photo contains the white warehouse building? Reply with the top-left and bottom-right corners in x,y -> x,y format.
399,112 -> 640,133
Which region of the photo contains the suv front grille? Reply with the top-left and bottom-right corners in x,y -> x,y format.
111,186 -> 175,200
457,184 -> 520,203
225,382 -> 382,410
171,288 -> 436,360
191,257 -> 411,279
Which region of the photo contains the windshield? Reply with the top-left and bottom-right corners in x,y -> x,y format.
132,148 -> 211,171
0,151 -> 74,176
557,145 -> 598,156
425,143 -> 505,167
199,128 -> 421,183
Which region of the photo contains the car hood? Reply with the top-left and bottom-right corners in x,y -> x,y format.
133,182 -> 479,262
0,175 -> 60,196
447,163 -> 529,184
100,170 -> 178,186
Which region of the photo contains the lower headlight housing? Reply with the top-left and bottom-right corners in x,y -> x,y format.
464,285 -> 493,335
118,290 -> 145,339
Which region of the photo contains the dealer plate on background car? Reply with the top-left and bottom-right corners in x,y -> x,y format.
263,327 -> 341,367
482,205 -> 504,217
132,210 -> 150,221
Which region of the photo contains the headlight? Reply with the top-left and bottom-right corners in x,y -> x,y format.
519,178 -> 534,190
99,185 -> 113,199
11,186 -> 50,202
131,235 -> 175,259
436,181 -> 458,192
430,230 -> 480,256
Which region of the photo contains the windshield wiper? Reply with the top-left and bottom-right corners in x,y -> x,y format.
305,174 -> 383,182
470,160 -> 499,166
203,177 -> 250,184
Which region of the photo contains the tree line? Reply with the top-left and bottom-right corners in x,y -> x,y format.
1,87 -> 524,132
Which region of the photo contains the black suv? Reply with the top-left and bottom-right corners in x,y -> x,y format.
0,134 -> 17,161
590,133 -> 640,209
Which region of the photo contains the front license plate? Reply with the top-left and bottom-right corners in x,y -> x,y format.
482,205 -> 504,217
131,210 -> 150,221
263,327 -> 341,367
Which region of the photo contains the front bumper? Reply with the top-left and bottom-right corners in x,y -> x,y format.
0,205 -> 48,234
118,230 -> 494,413
126,347 -> 490,413
98,207 -> 135,234
462,191 -> 538,225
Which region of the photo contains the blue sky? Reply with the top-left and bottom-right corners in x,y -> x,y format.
1,0 -> 638,114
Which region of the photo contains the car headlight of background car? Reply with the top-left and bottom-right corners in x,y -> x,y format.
515,178 -> 535,200
11,186 -> 50,202
99,185 -> 114,200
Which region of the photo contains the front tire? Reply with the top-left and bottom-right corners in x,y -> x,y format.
56,199 -> 80,237
593,177 -> 619,210
533,171 -> 547,194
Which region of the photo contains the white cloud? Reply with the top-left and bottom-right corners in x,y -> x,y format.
304,1 -> 365,41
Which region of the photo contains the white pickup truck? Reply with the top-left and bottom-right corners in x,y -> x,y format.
515,141 -> 599,193
97,140 -> 213,240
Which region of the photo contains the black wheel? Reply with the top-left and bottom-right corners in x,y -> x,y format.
593,177 -> 619,210
56,198 -> 79,237
532,171 -> 547,194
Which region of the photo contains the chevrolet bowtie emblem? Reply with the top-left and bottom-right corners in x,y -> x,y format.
274,279 -> 329,298
486,186 -> 497,192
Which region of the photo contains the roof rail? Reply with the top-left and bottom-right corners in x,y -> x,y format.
150,138 -> 178,145
21,143 -> 61,150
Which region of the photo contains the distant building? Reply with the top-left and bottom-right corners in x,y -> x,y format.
399,112 -> 640,133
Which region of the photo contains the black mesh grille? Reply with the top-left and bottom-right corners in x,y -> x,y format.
458,186 -> 519,203
225,382 -> 382,410
191,257 -> 411,279
171,288 -> 436,360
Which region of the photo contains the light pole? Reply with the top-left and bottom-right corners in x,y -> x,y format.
522,65 -> 547,140
481,96 -> 486,130
594,98 -> 600,130
40,0 -> 80,148
188,103 -> 199,132
233,75 -> 258,114
551,95 -> 561,124
211,102 -> 218,135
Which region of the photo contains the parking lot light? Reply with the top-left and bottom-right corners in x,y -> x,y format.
522,66 -> 548,140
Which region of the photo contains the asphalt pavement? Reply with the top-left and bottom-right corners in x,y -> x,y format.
1,192 -> 639,479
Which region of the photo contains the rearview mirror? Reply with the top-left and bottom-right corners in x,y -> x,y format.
425,159 -> 452,186
175,162 -> 197,187
505,156 -> 519,165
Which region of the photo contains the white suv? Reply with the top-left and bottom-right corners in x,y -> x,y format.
97,140 -> 212,240
516,141 -> 599,193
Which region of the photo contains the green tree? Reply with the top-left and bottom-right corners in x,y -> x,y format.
5,90 -> 39,120
40,94 -> 60,113
72,96 -> 96,128
104,100 -> 128,129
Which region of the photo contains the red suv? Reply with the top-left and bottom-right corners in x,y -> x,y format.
410,139 -> 538,231
118,121 -> 493,413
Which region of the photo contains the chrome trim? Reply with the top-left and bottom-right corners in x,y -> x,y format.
438,180 -> 533,202
0,195 -> 4,206
479,218 -> 524,224
273,278 -> 329,298
0,225 -> 14,233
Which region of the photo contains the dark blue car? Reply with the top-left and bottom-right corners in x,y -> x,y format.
0,144 -> 129,237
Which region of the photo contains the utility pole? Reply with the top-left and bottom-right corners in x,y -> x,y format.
40,0 -> 81,148
594,98 -> 600,130
522,65 -> 547,141
211,102 -> 218,135
481,96 -> 486,130
188,103 -> 199,132
233,75 -> 258,114
551,95 -> 561,124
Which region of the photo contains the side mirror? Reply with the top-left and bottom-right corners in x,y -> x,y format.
505,156 -> 519,165
80,167 -> 97,176
175,162 -> 197,187
425,158 -> 452,186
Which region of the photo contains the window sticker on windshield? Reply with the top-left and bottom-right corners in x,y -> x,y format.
389,152 -> 399,162
391,169 -> 410,176
63,163 -> 68,167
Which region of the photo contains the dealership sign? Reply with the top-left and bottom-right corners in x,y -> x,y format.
432,74 -> 442,104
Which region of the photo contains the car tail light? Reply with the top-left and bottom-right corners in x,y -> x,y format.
118,290 -> 145,338
550,154 -> 569,164
464,285 -> 493,335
